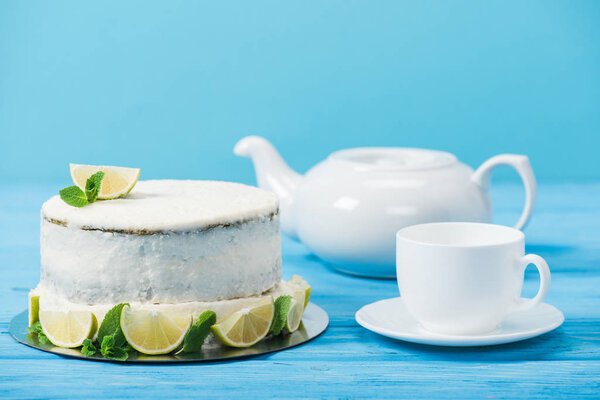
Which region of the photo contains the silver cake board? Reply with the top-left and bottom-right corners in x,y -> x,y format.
9,302 -> 328,363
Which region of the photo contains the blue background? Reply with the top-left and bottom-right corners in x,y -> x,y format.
2,3 -> 600,398
1,1 -> 599,184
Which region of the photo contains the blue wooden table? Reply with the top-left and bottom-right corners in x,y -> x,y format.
1,182 -> 599,399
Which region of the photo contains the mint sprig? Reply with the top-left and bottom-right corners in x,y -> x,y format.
97,303 -> 128,347
59,171 -> 105,207
84,171 -> 104,203
96,303 -> 130,361
59,186 -> 88,207
78,303 -> 133,361
79,336 -> 131,360
81,338 -> 97,356
271,296 -> 292,335
179,310 -> 217,353
100,335 -> 130,361
27,321 -> 50,345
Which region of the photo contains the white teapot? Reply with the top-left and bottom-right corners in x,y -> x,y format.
235,136 -> 536,278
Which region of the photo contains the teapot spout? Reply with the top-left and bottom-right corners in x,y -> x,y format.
234,136 -> 303,237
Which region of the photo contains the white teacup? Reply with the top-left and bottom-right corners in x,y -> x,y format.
396,222 -> 550,335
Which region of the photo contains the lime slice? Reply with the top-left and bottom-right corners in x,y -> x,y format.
70,164 -> 140,200
28,292 -> 40,326
39,310 -> 97,348
289,275 -> 311,309
211,296 -> 274,348
285,290 -> 305,333
120,306 -> 191,355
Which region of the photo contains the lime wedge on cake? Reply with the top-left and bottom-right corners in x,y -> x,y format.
39,310 -> 97,348
70,164 -> 140,200
211,296 -> 274,348
285,289 -> 305,333
289,275 -> 311,309
120,306 -> 192,355
28,292 -> 40,326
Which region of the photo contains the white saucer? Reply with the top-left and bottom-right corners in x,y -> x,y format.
355,297 -> 564,347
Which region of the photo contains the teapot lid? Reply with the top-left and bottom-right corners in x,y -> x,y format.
329,147 -> 457,171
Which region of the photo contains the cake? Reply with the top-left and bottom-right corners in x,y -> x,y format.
29,178 -> 310,356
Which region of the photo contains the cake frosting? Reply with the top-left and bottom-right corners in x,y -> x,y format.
41,179 -> 279,232
36,180 -> 283,310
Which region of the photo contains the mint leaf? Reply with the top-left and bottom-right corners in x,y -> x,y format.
97,303 -> 128,347
27,321 -> 42,335
81,338 -> 97,356
27,321 -> 50,344
59,186 -> 88,207
97,304 -> 134,361
180,310 -> 217,353
100,335 -> 115,355
104,346 -> 128,361
122,343 -> 134,354
101,335 -> 130,361
271,296 -> 292,335
38,334 -> 51,345
85,171 -> 104,203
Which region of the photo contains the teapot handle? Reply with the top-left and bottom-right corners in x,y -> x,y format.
471,154 -> 537,230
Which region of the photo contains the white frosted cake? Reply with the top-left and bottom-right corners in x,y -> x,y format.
40,180 -> 281,305
29,179 -> 310,355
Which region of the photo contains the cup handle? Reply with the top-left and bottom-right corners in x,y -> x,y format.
514,254 -> 551,312
471,154 -> 537,230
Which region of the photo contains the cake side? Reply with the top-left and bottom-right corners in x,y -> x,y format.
39,214 -> 281,304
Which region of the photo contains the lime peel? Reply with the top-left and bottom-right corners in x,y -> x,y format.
289,275 -> 311,310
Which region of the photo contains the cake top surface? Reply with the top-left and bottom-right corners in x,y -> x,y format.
42,180 -> 278,232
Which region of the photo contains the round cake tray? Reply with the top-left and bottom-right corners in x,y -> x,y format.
9,302 -> 328,363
